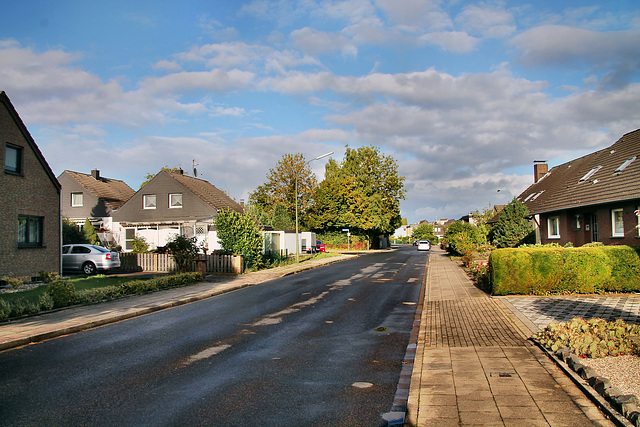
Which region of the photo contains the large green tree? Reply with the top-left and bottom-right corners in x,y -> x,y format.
307,146 -> 405,246
492,198 -> 535,248
413,222 -> 438,242
249,154 -> 319,225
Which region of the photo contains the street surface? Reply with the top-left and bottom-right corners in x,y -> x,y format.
0,246 -> 427,426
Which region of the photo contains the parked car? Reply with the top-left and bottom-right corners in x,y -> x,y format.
316,240 -> 325,252
417,240 -> 431,251
62,244 -> 121,275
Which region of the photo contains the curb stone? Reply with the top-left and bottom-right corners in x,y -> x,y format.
532,338 -> 638,427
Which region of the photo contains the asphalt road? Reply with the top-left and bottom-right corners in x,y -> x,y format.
0,246 -> 428,426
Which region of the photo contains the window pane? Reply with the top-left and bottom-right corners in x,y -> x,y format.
29,217 -> 41,244
5,145 -> 20,173
18,216 -> 27,243
170,193 -> 183,208
144,195 -> 156,209
71,192 -> 84,207
613,210 -> 624,235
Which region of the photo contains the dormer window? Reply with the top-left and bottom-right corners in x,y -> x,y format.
578,166 -> 602,183
169,193 -> 183,208
614,156 -> 636,174
143,194 -> 157,209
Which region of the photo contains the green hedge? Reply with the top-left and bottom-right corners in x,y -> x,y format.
490,246 -> 640,296
0,272 -> 203,321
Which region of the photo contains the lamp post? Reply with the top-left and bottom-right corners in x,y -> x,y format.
296,151 -> 333,262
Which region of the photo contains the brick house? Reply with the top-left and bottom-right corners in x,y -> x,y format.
518,129 -> 640,246
58,169 -> 135,245
0,91 -> 61,279
112,170 -> 244,252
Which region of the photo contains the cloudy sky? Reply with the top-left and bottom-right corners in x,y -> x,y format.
1,0 -> 638,223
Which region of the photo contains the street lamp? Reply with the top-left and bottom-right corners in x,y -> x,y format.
295,151 -> 333,262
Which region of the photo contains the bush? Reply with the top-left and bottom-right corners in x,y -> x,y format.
490,245 -> 640,295
39,271 -> 59,283
47,281 -> 77,308
38,293 -> 54,311
166,235 -> 200,273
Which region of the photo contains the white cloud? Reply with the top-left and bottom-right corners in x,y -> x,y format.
420,31 -> 478,53
375,0 -> 452,31
291,27 -> 356,57
512,25 -> 640,87
455,4 -> 515,38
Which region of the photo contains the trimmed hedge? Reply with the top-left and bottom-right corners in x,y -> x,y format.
490,245 -> 640,296
0,272 -> 203,321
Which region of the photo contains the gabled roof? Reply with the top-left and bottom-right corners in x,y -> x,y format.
0,91 -> 60,192
518,129 -> 640,215
63,170 -> 135,210
166,171 -> 244,213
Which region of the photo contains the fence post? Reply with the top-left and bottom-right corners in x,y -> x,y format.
233,255 -> 243,274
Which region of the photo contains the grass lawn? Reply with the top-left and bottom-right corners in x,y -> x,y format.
0,276 -> 147,305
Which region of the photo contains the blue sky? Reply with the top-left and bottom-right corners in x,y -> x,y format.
1,0 -> 639,223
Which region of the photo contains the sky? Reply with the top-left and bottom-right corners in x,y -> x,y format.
1,0 -> 639,224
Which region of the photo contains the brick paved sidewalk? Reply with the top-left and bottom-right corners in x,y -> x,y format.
406,247 -> 615,426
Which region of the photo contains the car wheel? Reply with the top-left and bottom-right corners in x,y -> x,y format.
82,262 -> 97,275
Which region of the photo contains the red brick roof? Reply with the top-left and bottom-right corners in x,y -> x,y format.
518,129 -> 640,215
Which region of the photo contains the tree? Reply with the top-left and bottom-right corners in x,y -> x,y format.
214,208 -> 264,267
63,218 -> 88,245
83,218 -> 99,245
492,198 -> 535,248
271,202 -> 293,231
166,234 -> 200,273
413,222 -> 438,243
307,146 -> 405,247
131,236 -> 149,253
249,154 -> 318,223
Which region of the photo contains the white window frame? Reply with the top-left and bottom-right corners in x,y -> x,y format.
547,216 -> 560,239
611,208 -> 624,237
71,192 -> 84,207
637,207 -> 640,237
143,194 -> 157,210
169,193 -> 183,209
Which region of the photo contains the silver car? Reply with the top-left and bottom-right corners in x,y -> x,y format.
62,244 -> 121,275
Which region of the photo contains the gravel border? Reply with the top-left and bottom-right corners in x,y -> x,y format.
534,339 -> 640,427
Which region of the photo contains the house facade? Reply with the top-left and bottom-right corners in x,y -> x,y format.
518,129 -> 640,247
0,91 -> 61,279
112,170 -> 244,252
58,169 -> 135,246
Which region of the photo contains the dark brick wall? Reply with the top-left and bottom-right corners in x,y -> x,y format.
0,101 -> 60,279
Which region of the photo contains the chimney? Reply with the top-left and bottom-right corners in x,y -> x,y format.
533,161 -> 548,183
91,169 -> 100,180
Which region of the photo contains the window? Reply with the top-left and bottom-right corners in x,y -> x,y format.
571,214 -> 582,230
18,215 -> 43,247
578,166 -> 602,183
169,193 -> 183,208
5,144 -> 22,174
547,216 -> 560,239
143,194 -> 157,209
71,192 -> 84,207
614,156 -> 636,174
611,208 -> 624,237
636,207 -> 640,237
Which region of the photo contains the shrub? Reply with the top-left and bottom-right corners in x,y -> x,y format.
38,293 -> 54,311
0,299 -> 11,321
490,245 -> 640,295
166,234 -> 200,273
535,318 -> 640,358
47,281 -> 77,308
469,261 -> 490,291
461,251 -> 474,267
39,271 -> 59,283
2,276 -> 24,289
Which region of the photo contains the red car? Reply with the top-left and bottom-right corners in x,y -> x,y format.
315,240 -> 325,252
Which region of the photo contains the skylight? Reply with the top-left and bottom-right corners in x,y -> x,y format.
614,156 -> 636,174
578,166 -> 602,183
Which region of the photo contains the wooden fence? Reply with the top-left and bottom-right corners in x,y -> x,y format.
119,253 -> 243,274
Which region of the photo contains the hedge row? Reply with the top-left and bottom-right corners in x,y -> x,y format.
489,246 -> 640,296
0,272 -> 203,321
